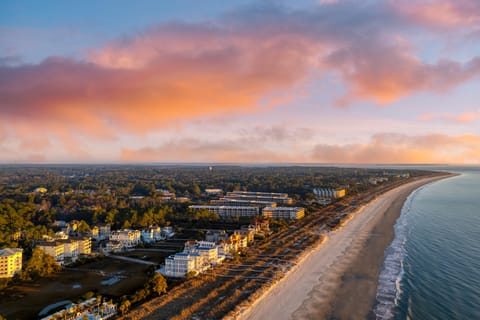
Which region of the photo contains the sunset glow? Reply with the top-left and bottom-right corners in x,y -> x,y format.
1,0 -> 479,164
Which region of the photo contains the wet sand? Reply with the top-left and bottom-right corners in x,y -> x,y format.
239,175 -> 451,320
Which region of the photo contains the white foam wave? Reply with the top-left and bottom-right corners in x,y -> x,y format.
374,187 -> 424,320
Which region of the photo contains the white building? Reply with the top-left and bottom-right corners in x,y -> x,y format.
141,228 -> 155,243
109,229 -> 141,248
263,207 -> 305,220
98,224 -> 111,240
183,241 -> 219,264
163,252 -> 207,277
189,205 -> 260,218
71,237 -> 92,255
0,248 -> 23,278
57,239 -> 79,262
313,188 -> 346,199
205,188 -> 223,196
212,198 -> 277,208
225,191 -> 293,205
161,226 -> 175,238
37,241 -> 65,265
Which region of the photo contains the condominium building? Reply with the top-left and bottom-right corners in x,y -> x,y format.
183,241 -> 219,264
71,237 -> 92,255
313,188 -> 346,199
205,230 -> 228,243
263,207 -> 305,220
57,239 -> 79,262
212,198 -> 277,208
164,252 -> 207,277
109,229 -> 141,248
141,228 -> 155,243
161,226 -> 175,238
205,188 -> 223,196
97,224 -> 112,240
37,241 -> 65,264
189,205 -> 260,218
225,191 -> 293,204
0,248 -> 23,278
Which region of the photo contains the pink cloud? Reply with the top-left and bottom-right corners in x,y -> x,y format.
2,3 -> 480,162
312,133 -> 480,164
418,110 -> 480,123
392,0 -> 480,29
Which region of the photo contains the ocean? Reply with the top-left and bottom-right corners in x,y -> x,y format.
375,168 -> 480,320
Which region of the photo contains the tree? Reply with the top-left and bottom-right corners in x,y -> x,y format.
148,273 -> 167,296
77,220 -> 91,233
119,299 -> 131,315
21,247 -> 61,280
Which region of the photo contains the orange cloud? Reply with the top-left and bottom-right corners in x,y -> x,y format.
3,3 -> 480,162
311,133 -> 480,164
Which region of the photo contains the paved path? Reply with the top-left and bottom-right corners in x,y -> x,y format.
106,254 -> 157,265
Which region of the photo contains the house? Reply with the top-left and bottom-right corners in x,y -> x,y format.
109,229 -> 141,248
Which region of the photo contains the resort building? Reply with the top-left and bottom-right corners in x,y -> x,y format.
313,188 -> 346,199
57,239 -> 79,262
109,229 -> 141,248
0,248 -> 23,278
263,207 -> 305,220
163,252 -> 207,277
205,188 -> 223,196
225,191 -> 293,205
205,230 -> 229,243
71,236 -> 92,255
189,205 -> 260,218
141,228 -> 155,243
161,226 -> 175,238
212,198 -> 277,208
37,241 -> 65,264
184,241 -> 219,264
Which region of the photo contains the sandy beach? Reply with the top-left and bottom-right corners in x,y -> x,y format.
239,175 -> 450,320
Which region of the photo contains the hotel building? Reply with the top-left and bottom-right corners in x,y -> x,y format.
164,252 -> 207,277
313,188 -> 346,199
263,207 -> 305,220
37,241 -> 65,264
0,248 -> 23,278
225,191 -> 293,205
189,205 -> 260,218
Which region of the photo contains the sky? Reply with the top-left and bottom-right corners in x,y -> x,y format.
1,0 -> 480,164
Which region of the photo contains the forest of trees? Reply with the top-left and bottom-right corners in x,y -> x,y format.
0,164 -> 427,262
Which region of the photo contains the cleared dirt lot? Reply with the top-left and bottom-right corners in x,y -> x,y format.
0,257 -> 150,320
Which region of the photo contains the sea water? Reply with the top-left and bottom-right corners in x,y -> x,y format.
375,168 -> 480,320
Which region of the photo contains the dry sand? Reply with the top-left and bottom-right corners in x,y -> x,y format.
239,176 -> 450,320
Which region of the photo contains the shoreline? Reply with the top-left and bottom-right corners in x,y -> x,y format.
238,174 -> 454,320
